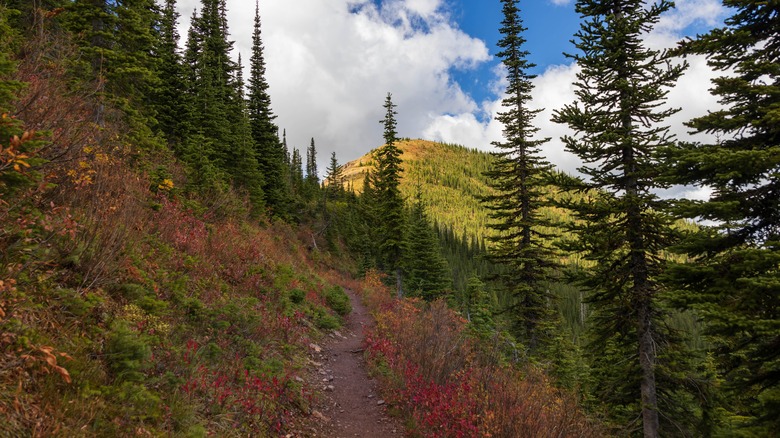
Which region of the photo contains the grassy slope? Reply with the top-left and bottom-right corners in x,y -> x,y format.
343,139 -> 495,242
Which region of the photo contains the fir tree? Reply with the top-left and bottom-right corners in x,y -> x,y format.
324,151 -> 344,200
290,147 -> 304,196
228,54 -> 265,211
553,1 -> 700,436
482,0 -> 558,355
247,0 -> 287,217
305,137 -> 319,196
357,170 -> 380,273
153,0 -> 188,147
403,187 -> 450,301
664,1 -> 780,432
63,0 -> 160,122
374,92 -> 405,297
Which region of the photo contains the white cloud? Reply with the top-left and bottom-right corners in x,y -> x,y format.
421,0 -> 727,187
171,0 -> 726,190
173,0 -> 489,172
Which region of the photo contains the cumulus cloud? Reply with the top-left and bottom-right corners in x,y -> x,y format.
174,0 -> 489,170
421,0 -> 728,184
171,0 -> 728,189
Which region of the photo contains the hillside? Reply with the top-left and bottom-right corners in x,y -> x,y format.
342,139 -> 580,248
343,139 -> 495,241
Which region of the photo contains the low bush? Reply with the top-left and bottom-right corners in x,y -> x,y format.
359,270 -> 603,437
325,285 -> 351,316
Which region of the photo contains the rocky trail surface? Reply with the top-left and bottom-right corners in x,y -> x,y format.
299,289 -> 402,437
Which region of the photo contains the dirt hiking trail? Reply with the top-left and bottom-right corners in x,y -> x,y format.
301,289 -> 402,437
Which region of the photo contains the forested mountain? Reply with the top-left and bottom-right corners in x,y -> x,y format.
342,139 -> 494,240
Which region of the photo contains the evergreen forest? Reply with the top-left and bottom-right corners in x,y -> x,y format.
0,0 -> 777,437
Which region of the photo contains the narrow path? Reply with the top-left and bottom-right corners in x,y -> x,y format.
302,289 -> 402,437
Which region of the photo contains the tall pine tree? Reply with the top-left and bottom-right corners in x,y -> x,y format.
553,1 -> 700,436
247,0 -> 287,217
664,1 -> 780,432
305,137 -> 319,198
482,0 -> 558,355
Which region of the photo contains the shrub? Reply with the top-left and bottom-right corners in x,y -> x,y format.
106,320 -> 151,383
325,285 -> 351,316
288,288 -> 306,304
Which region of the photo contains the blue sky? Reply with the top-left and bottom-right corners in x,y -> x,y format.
451,1 -> 580,105
175,0 -> 729,185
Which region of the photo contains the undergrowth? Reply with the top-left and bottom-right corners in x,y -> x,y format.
358,270 -> 605,437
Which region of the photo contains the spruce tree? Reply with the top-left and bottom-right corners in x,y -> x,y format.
324,151 -> 344,200
357,170 -> 380,273
247,1 -> 288,217
482,0 -> 558,355
553,1 -> 699,436
664,1 -> 780,432
63,0 -> 159,122
403,187 -> 450,300
153,0 -> 189,147
228,54 -> 265,211
290,147 -> 304,196
305,137 -> 319,197
374,92 -> 405,297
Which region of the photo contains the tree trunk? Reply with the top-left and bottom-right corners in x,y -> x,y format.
638,300 -> 660,438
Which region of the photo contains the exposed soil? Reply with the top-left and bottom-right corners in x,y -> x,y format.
296,289 -> 403,437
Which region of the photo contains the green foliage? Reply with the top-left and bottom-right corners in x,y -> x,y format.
374,93 -> 405,278
662,2 -> 780,433
325,285 -> 351,316
553,1 -> 704,435
106,320 -> 151,383
288,288 -> 306,305
402,188 -> 451,300
248,2 -> 288,216
483,0 -> 560,356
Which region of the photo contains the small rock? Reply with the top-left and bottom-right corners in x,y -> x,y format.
367,394 -> 374,398
312,410 -> 330,423
294,376 -> 304,383
326,385 -> 335,391
377,400 -> 385,406
309,343 -> 322,353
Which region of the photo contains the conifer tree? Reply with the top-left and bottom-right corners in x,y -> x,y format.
290,147 -> 304,195
482,0 -> 558,354
374,92 -> 405,297
63,0 -> 159,122
664,2 -> 780,432
154,0 -> 188,147
228,54 -> 265,211
324,151 -> 344,200
403,187 -> 450,300
305,137 -> 319,195
357,170 -> 380,272
180,0 -> 262,199
553,1 -> 699,436
247,0 -> 288,216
